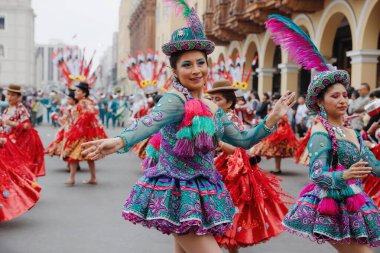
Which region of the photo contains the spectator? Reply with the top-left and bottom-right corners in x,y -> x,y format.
255,92 -> 270,119
348,83 -> 371,131
295,95 -> 308,137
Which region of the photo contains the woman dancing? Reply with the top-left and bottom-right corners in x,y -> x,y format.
207,80 -> 291,252
265,14 -> 380,252
81,2 -> 295,253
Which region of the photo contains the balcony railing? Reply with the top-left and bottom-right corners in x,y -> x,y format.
204,0 -> 323,44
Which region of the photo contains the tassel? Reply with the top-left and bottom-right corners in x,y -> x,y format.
346,194 -> 366,213
173,138 -> 195,157
299,183 -> 315,197
317,197 -> 339,215
195,132 -> 213,152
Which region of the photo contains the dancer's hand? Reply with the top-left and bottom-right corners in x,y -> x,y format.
81,137 -> 125,160
343,161 -> 372,180
266,91 -> 296,128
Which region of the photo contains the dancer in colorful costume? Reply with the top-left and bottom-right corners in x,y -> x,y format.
207,80 -> 290,252
265,14 -> 380,251
81,2 -> 295,252
62,82 -> 107,186
46,90 -> 78,157
0,84 -> 45,177
251,93 -> 298,174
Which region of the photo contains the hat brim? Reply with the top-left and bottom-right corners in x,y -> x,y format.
6,88 -> 24,94
162,39 -> 215,56
206,86 -> 238,94
306,70 -> 350,112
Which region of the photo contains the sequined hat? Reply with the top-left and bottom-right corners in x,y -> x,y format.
162,1 -> 215,56
306,69 -> 350,113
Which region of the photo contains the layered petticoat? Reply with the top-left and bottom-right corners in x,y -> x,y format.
122,175 -> 235,236
214,148 -> 290,248
252,117 -> 298,158
282,185 -> 380,247
0,138 -> 42,221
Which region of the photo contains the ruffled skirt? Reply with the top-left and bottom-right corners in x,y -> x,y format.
214,149 -> 290,248
122,175 -> 235,236
0,140 -> 42,221
283,185 -> 380,247
251,120 -> 298,158
11,127 -> 45,177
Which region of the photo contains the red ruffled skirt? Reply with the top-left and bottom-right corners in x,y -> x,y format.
46,127 -> 65,156
9,126 -> 45,177
251,120 -> 298,158
294,128 -> 311,164
63,112 -> 107,161
0,138 -> 42,221
363,144 -> 380,207
214,148 -> 291,248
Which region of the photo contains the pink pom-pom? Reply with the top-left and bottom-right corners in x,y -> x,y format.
149,132 -> 162,150
317,197 -> 339,215
346,194 -> 366,213
299,183 -> 315,197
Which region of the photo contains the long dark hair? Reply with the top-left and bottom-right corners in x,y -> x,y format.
317,84 -> 341,169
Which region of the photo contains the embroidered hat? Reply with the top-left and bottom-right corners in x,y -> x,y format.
162,1 -> 214,56
306,68 -> 350,112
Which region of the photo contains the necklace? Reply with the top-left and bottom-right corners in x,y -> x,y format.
331,125 -> 346,138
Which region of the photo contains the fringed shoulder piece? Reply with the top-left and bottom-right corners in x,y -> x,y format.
173,99 -> 216,158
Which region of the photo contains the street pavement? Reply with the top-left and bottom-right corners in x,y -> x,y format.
1,124 -> 379,253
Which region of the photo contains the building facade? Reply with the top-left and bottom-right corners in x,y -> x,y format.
0,0 -> 35,88
204,0 -> 380,96
129,0 -> 156,55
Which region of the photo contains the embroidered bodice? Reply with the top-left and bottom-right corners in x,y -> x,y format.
117,93 -> 274,183
0,103 -> 30,133
308,132 -> 380,191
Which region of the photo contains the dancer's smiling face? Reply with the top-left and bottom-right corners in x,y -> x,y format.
171,50 -> 208,92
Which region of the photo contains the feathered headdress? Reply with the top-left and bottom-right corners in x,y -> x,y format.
266,15 -> 360,216
265,14 -> 328,72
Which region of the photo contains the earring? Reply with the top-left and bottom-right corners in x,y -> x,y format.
319,105 -> 327,118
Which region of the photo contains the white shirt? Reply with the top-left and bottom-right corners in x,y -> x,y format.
295,104 -> 308,125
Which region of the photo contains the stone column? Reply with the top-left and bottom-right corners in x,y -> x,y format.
278,63 -> 299,95
256,68 -> 276,97
347,50 -> 380,90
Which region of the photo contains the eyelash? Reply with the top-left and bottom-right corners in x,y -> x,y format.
181,61 -> 205,67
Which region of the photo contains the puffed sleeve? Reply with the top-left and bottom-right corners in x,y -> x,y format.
308,133 -> 347,189
116,93 -> 185,153
219,109 -> 276,149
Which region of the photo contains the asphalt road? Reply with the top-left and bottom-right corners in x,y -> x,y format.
1,125 -> 379,253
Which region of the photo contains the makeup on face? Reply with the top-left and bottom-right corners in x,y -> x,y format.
175,51 -> 208,91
